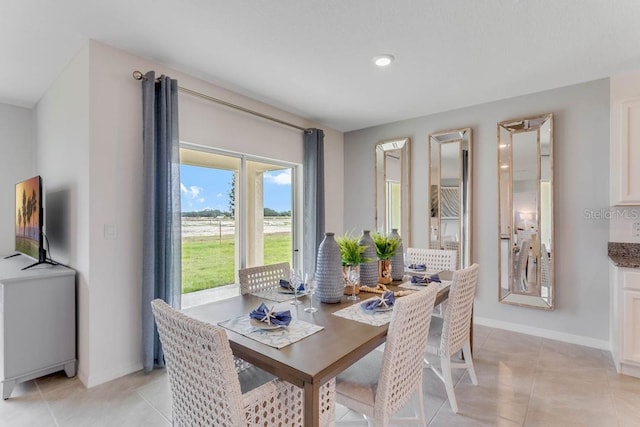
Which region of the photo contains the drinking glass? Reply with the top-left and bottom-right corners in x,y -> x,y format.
304,275 -> 318,313
290,269 -> 303,305
345,266 -> 359,301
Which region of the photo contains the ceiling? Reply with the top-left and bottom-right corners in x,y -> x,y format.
2,1 -> 640,132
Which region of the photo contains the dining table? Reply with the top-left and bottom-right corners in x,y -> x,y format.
182,275 -> 452,427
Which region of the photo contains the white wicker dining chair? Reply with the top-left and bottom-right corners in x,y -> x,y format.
335,284 -> 439,426
238,262 -> 291,295
442,241 -> 460,270
424,263 -> 479,414
406,248 -> 457,273
150,299 -> 335,426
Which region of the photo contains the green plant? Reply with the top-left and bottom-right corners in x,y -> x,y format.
336,233 -> 370,266
371,232 -> 401,260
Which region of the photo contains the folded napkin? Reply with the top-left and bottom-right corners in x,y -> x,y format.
411,273 -> 441,284
411,275 -> 428,284
249,303 -> 292,326
408,264 -> 427,271
279,279 -> 305,292
361,291 -> 396,311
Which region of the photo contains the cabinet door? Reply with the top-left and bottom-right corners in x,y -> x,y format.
616,98 -> 640,204
623,289 -> 640,364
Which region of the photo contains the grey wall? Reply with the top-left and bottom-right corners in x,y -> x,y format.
344,79 -> 610,345
0,103 -> 35,256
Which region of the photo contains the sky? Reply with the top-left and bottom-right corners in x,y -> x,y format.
180,165 -> 292,213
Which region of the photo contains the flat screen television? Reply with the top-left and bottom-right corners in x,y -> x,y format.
13,175 -> 48,269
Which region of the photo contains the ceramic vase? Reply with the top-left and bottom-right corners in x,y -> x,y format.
358,230 -> 378,286
389,228 -> 404,281
315,232 -> 344,303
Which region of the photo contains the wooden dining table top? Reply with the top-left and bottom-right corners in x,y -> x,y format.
182,277 -> 451,426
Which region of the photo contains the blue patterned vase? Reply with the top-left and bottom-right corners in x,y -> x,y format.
315,232 -> 344,303
358,230 -> 378,286
389,228 -> 404,281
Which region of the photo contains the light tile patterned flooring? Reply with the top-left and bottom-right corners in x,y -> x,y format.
2,325 -> 639,426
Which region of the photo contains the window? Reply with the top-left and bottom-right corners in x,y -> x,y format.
180,145 -> 299,301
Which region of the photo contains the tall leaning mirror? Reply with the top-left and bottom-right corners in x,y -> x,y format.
375,137 -> 411,245
498,114 -> 554,310
428,128 -> 472,269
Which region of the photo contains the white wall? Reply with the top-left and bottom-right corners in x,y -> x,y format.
36,43 -> 91,381
344,79 -> 611,348
35,40 -> 344,388
0,103 -> 34,255
610,71 -> 640,243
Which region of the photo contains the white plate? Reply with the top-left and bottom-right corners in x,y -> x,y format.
250,318 -> 285,330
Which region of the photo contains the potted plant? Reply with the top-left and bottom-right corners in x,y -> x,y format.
336,233 -> 370,298
371,232 -> 401,284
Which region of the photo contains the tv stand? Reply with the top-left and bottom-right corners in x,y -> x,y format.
0,255 -> 76,399
22,259 -> 57,271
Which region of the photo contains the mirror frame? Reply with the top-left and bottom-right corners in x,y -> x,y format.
497,113 -> 554,310
428,128 -> 472,268
375,137 -> 411,245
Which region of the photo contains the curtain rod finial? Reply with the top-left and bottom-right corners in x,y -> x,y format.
132,70 -> 145,80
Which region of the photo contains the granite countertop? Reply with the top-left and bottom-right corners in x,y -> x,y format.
608,242 -> 640,268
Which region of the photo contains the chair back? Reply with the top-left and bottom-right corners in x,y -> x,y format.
151,299 -> 246,427
440,263 -> 479,357
407,247 -> 457,272
442,241 -> 461,269
238,262 -> 290,295
375,284 -> 438,422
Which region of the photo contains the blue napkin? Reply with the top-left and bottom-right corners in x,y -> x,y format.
411,274 -> 441,284
279,279 -> 305,292
249,303 -> 292,326
408,264 -> 427,271
361,291 -> 396,311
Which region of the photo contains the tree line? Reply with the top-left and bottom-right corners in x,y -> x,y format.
182,208 -> 291,218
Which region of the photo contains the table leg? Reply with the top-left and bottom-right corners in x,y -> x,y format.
304,380 -> 320,427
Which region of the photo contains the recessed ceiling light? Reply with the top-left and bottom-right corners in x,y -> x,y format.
373,54 -> 395,67
501,164 -> 509,169
499,143 -> 507,148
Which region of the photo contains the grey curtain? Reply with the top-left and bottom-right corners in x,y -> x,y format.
303,129 -> 325,276
141,71 -> 182,372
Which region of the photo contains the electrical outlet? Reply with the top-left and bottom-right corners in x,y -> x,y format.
632,222 -> 640,237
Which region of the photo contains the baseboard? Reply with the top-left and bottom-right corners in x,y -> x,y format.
79,361 -> 143,388
620,362 -> 640,378
474,316 -> 610,351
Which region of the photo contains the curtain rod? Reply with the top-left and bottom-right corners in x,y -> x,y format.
132,70 -> 312,133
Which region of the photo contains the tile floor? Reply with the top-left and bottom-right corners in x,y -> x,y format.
1,325 -> 639,426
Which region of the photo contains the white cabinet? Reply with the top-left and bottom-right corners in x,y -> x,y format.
612,266 -> 640,378
612,97 -> 640,205
0,255 -> 76,399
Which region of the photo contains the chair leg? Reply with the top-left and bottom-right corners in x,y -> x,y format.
441,356 -> 458,413
462,341 -> 478,385
416,385 -> 427,425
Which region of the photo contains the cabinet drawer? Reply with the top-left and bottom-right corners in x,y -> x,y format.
622,270 -> 640,291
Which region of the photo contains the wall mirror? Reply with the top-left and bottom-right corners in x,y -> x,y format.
498,114 -> 554,310
428,128 -> 472,268
375,137 -> 411,245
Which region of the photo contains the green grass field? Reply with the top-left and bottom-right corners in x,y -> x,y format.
181,233 -> 292,294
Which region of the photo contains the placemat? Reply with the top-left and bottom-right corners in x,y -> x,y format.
399,280 -> 451,292
251,288 -> 308,303
219,314 -> 322,349
331,298 -> 394,327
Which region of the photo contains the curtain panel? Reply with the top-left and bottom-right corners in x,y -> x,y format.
141,71 -> 182,372
303,129 -> 325,277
